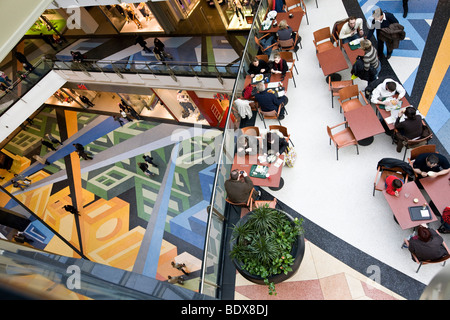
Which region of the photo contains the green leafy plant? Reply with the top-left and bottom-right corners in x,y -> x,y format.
230,204 -> 304,295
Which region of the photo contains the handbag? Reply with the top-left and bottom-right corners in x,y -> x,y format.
284,146 -> 297,167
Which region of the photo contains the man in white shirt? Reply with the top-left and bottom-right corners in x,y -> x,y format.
370,78 -> 406,106
339,16 -> 364,44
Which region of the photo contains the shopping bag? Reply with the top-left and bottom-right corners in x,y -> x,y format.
284,146 -> 297,167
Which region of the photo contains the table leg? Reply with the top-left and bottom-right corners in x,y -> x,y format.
269,177 -> 284,191
357,137 -> 374,146
326,73 -> 342,83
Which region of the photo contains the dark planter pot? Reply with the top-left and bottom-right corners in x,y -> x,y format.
230,210 -> 305,285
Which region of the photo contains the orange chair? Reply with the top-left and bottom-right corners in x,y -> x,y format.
338,84 -> 368,114
278,51 -> 297,87
328,77 -> 353,109
253,198 -> 277,210
226,189 -> 255,210
241,126 -> 260,136
373,165 -> 408,196
327,121 -> 359,160
257,103 -> 285,129
256,54 -> 269,63
313,27 -> 336,54
269,125 -> 294,147
285,0 -> 309,25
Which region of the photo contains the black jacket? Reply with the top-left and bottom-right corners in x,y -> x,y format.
377,157 -> 415,181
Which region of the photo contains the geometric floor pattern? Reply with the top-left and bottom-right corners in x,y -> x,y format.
235,241 -> 404,300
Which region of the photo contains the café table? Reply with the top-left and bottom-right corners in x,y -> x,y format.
260,11 -> 304,34
420,172 -> 450,216
231,153 -> 285,190
383,181 -> 438,230
343,104 -> 385,145
375,96 -> 411,131
342,43 -> 364,65
316,46 -> 348,82
244,73 -> 289,92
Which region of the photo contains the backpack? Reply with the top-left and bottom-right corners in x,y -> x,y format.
284,146 -> 297,168
242,84 -> 254,99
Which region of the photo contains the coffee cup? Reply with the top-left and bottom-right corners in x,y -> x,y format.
289,13 -> 293,18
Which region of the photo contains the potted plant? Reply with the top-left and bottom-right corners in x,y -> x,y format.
229,204 -> 305,295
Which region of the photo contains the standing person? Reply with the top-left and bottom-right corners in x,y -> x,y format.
339,16 -> 364,44
134,35 -> 151,53
403,0 -> 409,18
0,71 -> 12,87
359,39 -> 380,83
143,155 -> 158,168
153,38 -> 172,60
73,143 -> 93,160
41,139 -> 57,151
232,0 -> 245,25
40,33 -> 57,50
171,261 -> 189,275
71,51 -> 84,63
45,133 -> 63,146
113,115 -> 125,127
63,204 -> 80,216
366,7 -> 399,59
11,174 -> 31,184
79,95 -> 95,108
138,162 -> 155,176
119,103 -> 133,122
14,51 -> 34,70
167,275 -> 185,285
126,105 -> 141,120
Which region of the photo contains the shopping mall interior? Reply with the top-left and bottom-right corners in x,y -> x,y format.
0,0 -> 449,302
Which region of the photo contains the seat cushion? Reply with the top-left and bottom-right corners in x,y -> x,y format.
342,100 -> 363,113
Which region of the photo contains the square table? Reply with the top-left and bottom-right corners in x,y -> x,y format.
383,181 -> 438,230
376,96 -> 411,131
231,153 -> 285,190
344,104 -> 385,145
260,11 -> 304,34
316,46 -> 348,79
420,172 -> 450,215
244,73 -> 289,93
342,43 -> 364,65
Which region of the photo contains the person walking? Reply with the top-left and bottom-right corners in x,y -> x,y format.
366,7 -> 399,59
63,204 -> 80,216
45,133 -> 63,146
14,52 -> 34,70
138,162 -> 154,176
42,139 -> 57,151
135,35 -> 152,53
167,275 -> 185,285
32,154 -> 50,165
143,155 -> 158,168
171,261 -> 189,276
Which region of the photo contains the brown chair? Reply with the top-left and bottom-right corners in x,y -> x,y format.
278,33 -> 301,60
278,51 -> 297,87
256,54 -> 269,63
395,124 -> 433,161
313,27 -> 336,54
269,124 -> 294,147
328,77 -> 353,109
327,121 -> 359,160
253,198 -> 277,210
407,144 -> 437,178
258,103 -> 285,129
373,165 -> 408,196
331,18 -> 349,48
403,230 -> 450,273
241,126 -> 260,137
285,0 -> 309,25
255,34 -> 279,55
338,84 -> 368,114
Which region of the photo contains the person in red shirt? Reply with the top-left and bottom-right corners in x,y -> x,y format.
385,175 -> 403,197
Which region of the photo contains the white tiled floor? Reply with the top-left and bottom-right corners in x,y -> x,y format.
254,0 -> 448,287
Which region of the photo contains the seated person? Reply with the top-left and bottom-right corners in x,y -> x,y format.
385,175 -> 403,197
407,225 -> 448,261
254,82 -> 287,120
237,135 -> 259,156
370,79 -> 406,106
263,131 -> 288,156
248,57 -> 269,78
339,16 -> 364,44
277,20 -> 299,50
270,53 -> 289,79
412,153 -> 450,178
394,106 -> 423,153
225,169 -> 260,203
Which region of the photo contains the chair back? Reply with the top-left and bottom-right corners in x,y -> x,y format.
242,126 -> 260,136
256,54 -> 269,62
279,38 -> 295,49
313,27 -> 331,44
409,144 -> 436,161
278,51 -> 294,62
338,84 -> 359,102
269,125 -> 289,137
